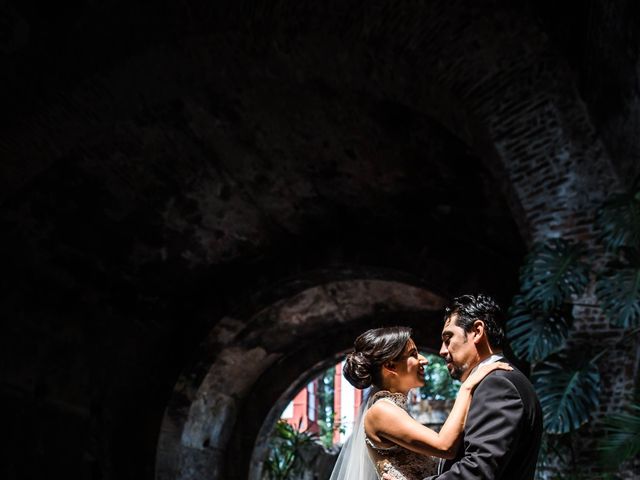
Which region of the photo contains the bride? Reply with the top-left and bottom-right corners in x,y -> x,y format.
329,326 -> 510,480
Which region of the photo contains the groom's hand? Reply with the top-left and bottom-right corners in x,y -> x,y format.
382,475 -> 394,480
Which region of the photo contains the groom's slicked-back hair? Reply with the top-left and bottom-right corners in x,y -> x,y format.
445,294 -> 505,348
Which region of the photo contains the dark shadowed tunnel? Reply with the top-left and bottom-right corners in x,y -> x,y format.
2,0 -> 640,479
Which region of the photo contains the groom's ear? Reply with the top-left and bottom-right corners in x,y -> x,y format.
471,319 -> 485,344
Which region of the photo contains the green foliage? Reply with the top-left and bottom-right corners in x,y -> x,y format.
535,433 -> 582,480
510,181 -> 640,477
507,296 -> 573,363
599,401 -> 640,470
419,353 -> 461,400
264,420 -> 317,480
519,239 -> 590,311
316,367 -> 337,448
535,433 -> 563,480
535,431 -> 623,480
596,184 -> 640,251
533,353 -> 601,435
596,248 -> 640,329
317,417 -> 345,449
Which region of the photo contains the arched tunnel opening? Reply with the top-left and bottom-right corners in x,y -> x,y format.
240,314 -> 448,480
249,345 -> 459,480
155,276 -> 519,479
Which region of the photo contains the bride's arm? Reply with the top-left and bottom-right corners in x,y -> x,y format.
365,362 -> 511,459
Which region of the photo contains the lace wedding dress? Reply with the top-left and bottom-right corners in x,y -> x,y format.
329,390 -> 439,480
364,391 -> 439,480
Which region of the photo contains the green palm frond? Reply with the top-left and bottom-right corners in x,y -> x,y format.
596,184 -> 640,251
507,296 -> 572,363
533,353 -> 601,434
596,247 -> 640,329
520,239 -> 590,311
599,403 -> 640,469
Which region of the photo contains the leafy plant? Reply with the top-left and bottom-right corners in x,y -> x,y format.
596,184 -> 640,251
509,180 -> 640,480
317,417 -> 344,449
534,432 -> 607,480
533,353 -> 602,434
596,248 -> 640,328
419,353 -> 461,400
599,400 -> 640,470
519,239 -> 590,311
507,296 -> 573,363
264,420 -> 317,480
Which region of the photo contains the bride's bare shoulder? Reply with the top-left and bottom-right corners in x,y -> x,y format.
366,396 -> 408,426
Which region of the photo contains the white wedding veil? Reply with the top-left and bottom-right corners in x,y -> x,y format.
329,388 -> 378,480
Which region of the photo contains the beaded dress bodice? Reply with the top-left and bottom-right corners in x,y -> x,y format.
364,391 -> 439,480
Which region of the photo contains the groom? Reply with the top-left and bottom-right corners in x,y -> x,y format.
427,294 -> 542,479
436,295 -> 542,480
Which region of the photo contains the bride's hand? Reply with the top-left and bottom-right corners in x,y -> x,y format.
461,361 -> 512,392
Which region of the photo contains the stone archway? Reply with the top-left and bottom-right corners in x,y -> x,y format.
4,1 -> 640,480
155,276 -> 447,480
145,3 -> 625,479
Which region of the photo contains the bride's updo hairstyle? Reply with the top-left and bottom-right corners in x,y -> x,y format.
343,326 -> 412,389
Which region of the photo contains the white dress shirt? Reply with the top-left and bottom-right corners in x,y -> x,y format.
468,352 -> 505,377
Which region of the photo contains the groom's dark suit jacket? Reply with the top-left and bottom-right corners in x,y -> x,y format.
426,360 -> 543,479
